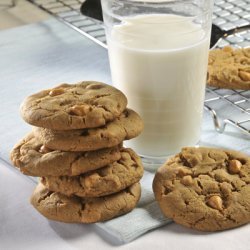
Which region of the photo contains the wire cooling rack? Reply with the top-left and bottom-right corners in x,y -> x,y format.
28,0 -> 107,48
28,0 -> 250,136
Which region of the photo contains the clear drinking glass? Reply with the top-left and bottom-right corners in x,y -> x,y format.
101,0 -> 214,169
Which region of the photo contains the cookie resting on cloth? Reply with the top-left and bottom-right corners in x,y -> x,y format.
30,182 -> 141,223
153,147 -> 250,231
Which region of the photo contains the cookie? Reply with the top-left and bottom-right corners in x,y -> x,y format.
33,109 -> 143,151
153,147 -> 250,231
20,81 -> 128,130
41,148 -> 143,197
207,46 -> 250,90
30,182 -> 141,223
10,132 -> 122,177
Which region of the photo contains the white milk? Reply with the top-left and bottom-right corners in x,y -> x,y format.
107,14 -> 210,157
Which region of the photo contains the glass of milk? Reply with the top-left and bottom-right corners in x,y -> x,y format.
101,0 -> 213,169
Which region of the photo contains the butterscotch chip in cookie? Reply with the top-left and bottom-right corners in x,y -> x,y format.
10,132 -> 122,177
181,175 -> 193,186
39,145 -> 52,154
20,81 -> 127,130
207,46 -> 250,90
41,148 -> 143,197
153,147 -> 250,231
228,159 -> 242,174
207,195 -> 223,211
33,109 -> 143,152
49,88 -> 65,97
30,182 -> 141,223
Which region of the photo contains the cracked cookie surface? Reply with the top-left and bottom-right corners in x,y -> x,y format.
207,46 -> 250,90
33,109 -> 143,151
41,148 -> 143,197
153,147 -> 250,231
31,182 -> 141,223
10,132 -> 122,177
20,81 -> 128,130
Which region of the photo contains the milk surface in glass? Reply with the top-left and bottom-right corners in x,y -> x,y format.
107,14 -> 210,157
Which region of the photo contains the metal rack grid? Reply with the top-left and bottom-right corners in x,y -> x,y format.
28,0 -> 107,48
28,0 -> 250,136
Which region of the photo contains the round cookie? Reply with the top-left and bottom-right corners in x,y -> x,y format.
207,46 -> 250,90
30,182 -> 141,223
10,132 -> 122,177
153,147 -> 250,231
20,81 -> 128,130
41,148 -> 144,197
33,109 -> 143,151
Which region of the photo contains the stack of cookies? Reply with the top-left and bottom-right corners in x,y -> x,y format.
11,81 -> 144,223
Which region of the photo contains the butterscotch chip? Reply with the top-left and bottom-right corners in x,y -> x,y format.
181,175 -> 193,186
86,83 -> 103,89
49,87 -> 65,96
228,159 -> 242,174
20,81 -> 127,130
207,195 -> 223,210
68,104 -> 90,116
207,46 -> 250,90
10,132 -> 122,176
239,71 -> 250,81
41,148 -> 143,197
39,145 -> 52,154
153,147 -> 250,232
33,109 -> 143,152
223,46 -> 233,53
30,182 -> 141,223
177,168 -> 192,177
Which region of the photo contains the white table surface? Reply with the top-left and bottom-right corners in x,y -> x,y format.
0,18 -> 249,250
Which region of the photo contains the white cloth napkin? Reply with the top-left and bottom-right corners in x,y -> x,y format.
97,171 -> 172,243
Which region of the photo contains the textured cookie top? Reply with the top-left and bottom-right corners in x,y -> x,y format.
153,147 -> 250,231
31,182 -> 141,223
207,46 -> 250,90
20,81 -> 128,130
41,148 -> 144,197
34,109 -> 144,151
10,132 -> 122,176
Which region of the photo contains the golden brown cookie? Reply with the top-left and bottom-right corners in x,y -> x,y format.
41,148 -> 144,197
207,46 -> 250,90
33,109 -> 143,151
10,132 -> 122,177
30,182 -> 141,223
20,81 -> 127,130
153,147 -> 250,231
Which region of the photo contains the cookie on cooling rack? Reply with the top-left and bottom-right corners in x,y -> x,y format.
207,46 -> 250,90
